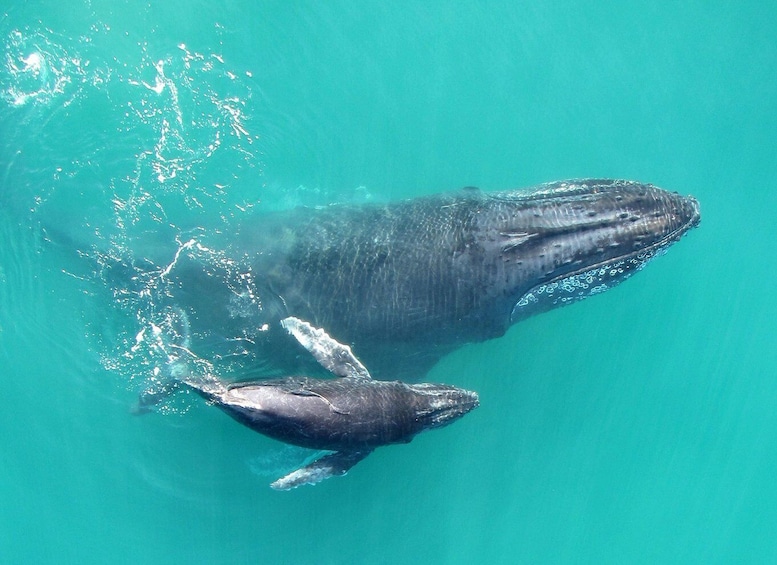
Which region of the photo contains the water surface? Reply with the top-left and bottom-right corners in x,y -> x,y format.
2,2 -> 776,563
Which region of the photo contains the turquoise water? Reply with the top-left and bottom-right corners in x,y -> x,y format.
2,2 -> 776,563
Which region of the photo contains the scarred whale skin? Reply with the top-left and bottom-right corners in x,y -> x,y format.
144,179 -> 700,381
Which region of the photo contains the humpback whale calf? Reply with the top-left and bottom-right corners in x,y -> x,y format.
180,317 -> 479,490
124,178 -> 700,382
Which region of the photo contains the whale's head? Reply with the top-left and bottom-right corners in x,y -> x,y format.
408,383 -> 480,430
470,179 -> 701,328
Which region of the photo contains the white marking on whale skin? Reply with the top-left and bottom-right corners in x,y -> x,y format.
428,397 -> 451,410
271,463 -> 332,490
224,387 -> 264,411
510,242 -> 672,322
269,450 -> 372,490
500,231 -> 537,251
248,445 -> 332,482
281,316 -> 371,379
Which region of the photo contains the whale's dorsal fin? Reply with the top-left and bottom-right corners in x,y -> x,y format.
270,449 -> 373,490
280,316 -> 372,379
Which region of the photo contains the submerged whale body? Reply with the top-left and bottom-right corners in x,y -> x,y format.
135,179 -> 700,381
182,317 -> 479,489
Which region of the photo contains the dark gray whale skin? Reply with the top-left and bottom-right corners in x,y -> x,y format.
189,377 -> 478,451
179,316 -> 479,489
157,179 -> 700,381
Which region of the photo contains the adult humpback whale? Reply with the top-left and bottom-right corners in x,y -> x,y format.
180,317 -> 479,490
126,178 -> 700,383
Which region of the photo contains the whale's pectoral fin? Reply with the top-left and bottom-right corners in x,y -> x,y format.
280,316 -> 371,379
270,449 -> 373,490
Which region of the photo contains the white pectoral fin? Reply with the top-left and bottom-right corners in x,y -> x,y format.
280,316 -> 372,379
270,449 -> 373,490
